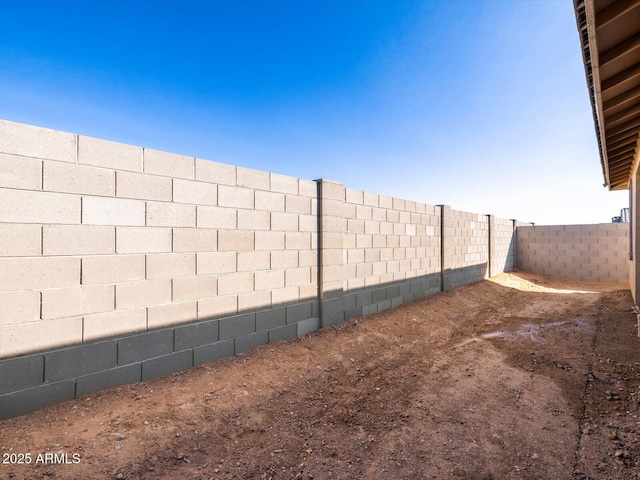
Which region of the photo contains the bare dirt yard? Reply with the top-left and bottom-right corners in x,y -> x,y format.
2,271 -> 640,480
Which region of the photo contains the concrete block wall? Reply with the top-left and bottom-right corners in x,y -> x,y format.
340,185 -> 441,319
0,119 -> 324,419
490,216 -> 516,277
0,118 -> 528,418
516,223 -> 629,284
443,208 -> 490,289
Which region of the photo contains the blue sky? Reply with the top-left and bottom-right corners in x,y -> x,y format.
0,0 -> 628,224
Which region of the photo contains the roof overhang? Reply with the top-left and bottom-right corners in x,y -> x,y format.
574,0 -> 640,190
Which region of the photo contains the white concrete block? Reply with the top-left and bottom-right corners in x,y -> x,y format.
78,135 -> 142,171
148,301 -> 197,328
198,295 -> 238,319
173,228 -> 218,252
0,119 -> 76,162
0,257 -> 79,290
0,317 -> 82,359
82,254 -> 145,284
147,253 -> 195,279
286,267 -> 311,286
0,189 -> 80,224
146,201 -> 196,227
173,275 -> 218,301
197,251 -> 236,275
116,226 -> 172,253
43,225 -> 115,255
237,251 -> 270,271
238,209 -> 270,230
255,270 -> 285,290
144,148 -> 194,179
345,188 -> 364,205
255,231 -> 285,250
218,229 -> 254,251
196,205 -> 237,229
0,224 -> 41,257
238,290 -> 271,311
237,166 -> 270,190
116,279 -> 172,309
195,158 -> 236,185
82,196 -> 145,226
270,173 -> 299,194
83,308 -> 147,341
286,232 -> 311,250
285,195 -> 311,214
271,212 -> 299,231
42,284 -> 115,320
43,160 -> 115,196
173,178 -> 218,205
116,170 -> 172,201
0,153 -> 42,190
271,286 -> 300,305
271,250 -> 299,269
255,190 -> 285,212
218,185 -> 255,209
0,291 -> 40,327
217,272 -> 254,295
299,179 -> 317,198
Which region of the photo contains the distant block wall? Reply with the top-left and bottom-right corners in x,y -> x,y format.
516,224 -> 629,284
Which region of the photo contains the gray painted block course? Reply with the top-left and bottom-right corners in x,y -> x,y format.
142,350 -> 193,381
256,307 -> 286,331
0,354 -> 43,396
118,329 -> 174,365
343,293 -> 357,311
391,296 -> 403,308
219,313 -> 255,340
356,291 -> 373,307
45,340 -> 117,383
378,299 -> 392,312
0,380 -> 75,420
286,302 -> 313,323
268,323 -> 297,343
75,363 -> 142,397
387,285 -> 401,299
403,293 -> 416,304
362,304 -> 378,316
174,320 -> 219,350
322,312 -> 344,327
322,297 -> 344,316
323,289 -> 343,300
442,272 -> 452,291
372,288 -> 386,303
235,331 -> 268,354
193,339 -> 234,366
344,308 -> 362,320
297,317 -> 320,336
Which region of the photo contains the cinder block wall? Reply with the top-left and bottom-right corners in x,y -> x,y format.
0,119 -> 319,361
516,224 -> 629,284
0,119 -> 527,418
340,185 -> 442,320
443,208 -> 490,289
491,216 -> 516,277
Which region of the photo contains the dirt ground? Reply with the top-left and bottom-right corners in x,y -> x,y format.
1,271 -> 640,480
